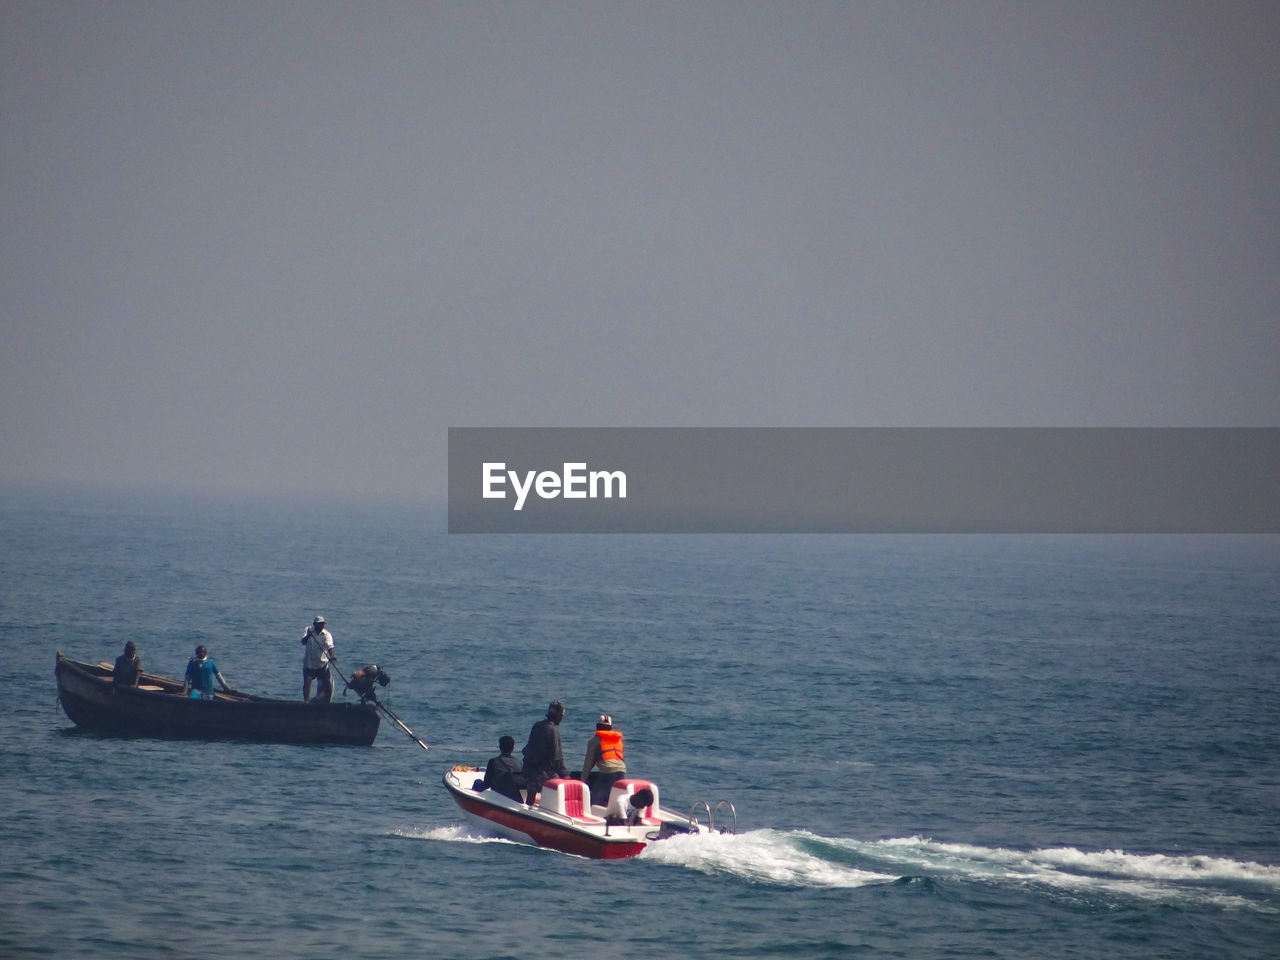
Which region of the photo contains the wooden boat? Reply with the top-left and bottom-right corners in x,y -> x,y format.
54,653 -> 380,745
442,766 -> 735,859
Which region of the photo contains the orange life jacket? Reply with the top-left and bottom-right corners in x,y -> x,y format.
597,729 -> 624,763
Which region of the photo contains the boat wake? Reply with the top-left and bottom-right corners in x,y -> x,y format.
637,830 -> 1280,910
405,822 -> 1278,911
393,824 -> 521,846
638,829 -> 896,888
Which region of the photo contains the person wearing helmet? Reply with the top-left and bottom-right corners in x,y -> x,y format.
300,615 -> 337,703
520,699 -> 568,806
580,713 -> 627,806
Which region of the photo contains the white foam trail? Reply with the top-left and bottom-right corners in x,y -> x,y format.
1030,846 -> 1280,885
392,824 -> 518,845
859,837 -> 1280,887
808,834 -> 1279,910
638,830 -> 897,888
635,830 -> 1278,911
404,823 -> 1278,910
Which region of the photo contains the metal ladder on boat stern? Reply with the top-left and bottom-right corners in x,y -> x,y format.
689,798 -> 737,834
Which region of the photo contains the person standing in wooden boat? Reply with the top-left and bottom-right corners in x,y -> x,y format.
300,615 -> 337,704
112,641 -> 141,688
183,645 -> 232,699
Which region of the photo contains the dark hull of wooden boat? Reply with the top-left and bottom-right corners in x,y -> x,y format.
55,653 -> 380,746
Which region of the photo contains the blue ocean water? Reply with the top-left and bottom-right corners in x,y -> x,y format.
1,489 -> 1278,958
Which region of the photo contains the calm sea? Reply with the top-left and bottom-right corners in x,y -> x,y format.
1,489 -> 1277,959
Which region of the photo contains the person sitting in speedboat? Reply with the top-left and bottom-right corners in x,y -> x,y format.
606,787 -> 654,826
479,735 -> 525,802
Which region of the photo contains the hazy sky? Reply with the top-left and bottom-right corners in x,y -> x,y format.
3,1 -> 1277,501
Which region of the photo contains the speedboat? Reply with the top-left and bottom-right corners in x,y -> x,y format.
442,766 -> 735,860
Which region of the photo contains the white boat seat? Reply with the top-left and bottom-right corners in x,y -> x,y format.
542,778 -> 604,822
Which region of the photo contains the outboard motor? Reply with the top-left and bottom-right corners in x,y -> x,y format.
346,664 -> 390,703
336,661 -> 429,752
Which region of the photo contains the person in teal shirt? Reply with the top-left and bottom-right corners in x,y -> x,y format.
183,645 -> 231,699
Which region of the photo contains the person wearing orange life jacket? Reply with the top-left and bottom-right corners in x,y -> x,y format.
580,714 -> 627,806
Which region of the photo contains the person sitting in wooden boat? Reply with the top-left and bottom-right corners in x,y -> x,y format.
580,714 -> 627,806
112,641 -> 141,688
300,615 -> 337,704
478,735 -> 525,802
521,700 -> 568,807
183,645 -> 231,700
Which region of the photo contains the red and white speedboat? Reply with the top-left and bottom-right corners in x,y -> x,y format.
442,766 -> 734,860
